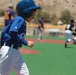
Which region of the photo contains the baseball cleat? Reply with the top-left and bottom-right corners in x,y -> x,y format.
64,43 -> 67,48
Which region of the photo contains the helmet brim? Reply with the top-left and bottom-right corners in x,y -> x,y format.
30,6 -> 41,10
23,6 -> 41,12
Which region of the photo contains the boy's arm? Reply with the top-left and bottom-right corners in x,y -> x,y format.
10,32 -> 34,47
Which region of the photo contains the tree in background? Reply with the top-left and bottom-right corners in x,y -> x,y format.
0,9 -> 4,16
50,13 -> 59,25
60,9 -> 72,24
34,9 -> 50,23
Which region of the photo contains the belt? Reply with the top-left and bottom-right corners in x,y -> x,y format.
4,43 -> 19,50
7,45 -> 18,50
11,45 -> 19,50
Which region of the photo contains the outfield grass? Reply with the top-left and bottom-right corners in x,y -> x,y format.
23,43 -> 76,75
10,41 -> 76,75
25,35 -> 65,40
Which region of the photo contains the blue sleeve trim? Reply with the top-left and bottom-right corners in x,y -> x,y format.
10,32 -> 28,46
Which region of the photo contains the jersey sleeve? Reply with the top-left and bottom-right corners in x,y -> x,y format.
9,18 -> 28,46
9,32 -> 28,46
9,19 -> 22,32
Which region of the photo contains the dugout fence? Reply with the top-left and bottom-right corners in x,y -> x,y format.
0,22 -> 66,37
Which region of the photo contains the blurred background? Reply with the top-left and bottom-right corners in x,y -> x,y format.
0,0 -> 76,37
0,1 -> 76,75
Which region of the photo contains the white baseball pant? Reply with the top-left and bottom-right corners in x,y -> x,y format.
0,45 -> 29,75
38,28 -> 43,40
65,30 -> 73,42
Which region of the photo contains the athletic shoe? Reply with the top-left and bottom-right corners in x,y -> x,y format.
64,43 -> 67,48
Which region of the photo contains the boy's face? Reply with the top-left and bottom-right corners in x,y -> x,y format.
25,10 -> 37,22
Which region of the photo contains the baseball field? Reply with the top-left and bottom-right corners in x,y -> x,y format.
10,35 -> 76,75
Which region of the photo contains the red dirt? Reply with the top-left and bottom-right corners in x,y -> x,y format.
26,38 -> 73,44
20,48 -> 40,54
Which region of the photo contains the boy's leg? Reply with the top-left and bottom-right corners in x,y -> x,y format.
13,53 -> 29,75
0,46 -> 16,75
38,29 -> 43,40
64,41 -> 67,48
65,30 -> 72,48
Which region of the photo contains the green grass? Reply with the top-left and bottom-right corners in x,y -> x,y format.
10,42 -> 76,75
25,35 -> 65,40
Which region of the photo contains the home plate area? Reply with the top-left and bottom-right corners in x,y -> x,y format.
20,48 -> 40,54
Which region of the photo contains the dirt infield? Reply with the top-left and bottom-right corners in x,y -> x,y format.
20,38 -> 73,54
20,49 -> 40,54
26,38 -> 73,44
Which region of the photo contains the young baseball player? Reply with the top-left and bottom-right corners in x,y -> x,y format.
0,0 -> 40,75
64,19 -> 75,48
4,3 -> 14,26
73,21 -> 76,44
38,17 -> 44,40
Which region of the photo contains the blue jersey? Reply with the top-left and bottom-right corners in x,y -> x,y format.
1,16 -> 28,47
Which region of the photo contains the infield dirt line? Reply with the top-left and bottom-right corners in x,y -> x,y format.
25,38 -> 73,44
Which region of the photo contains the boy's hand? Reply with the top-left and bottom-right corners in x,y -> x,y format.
27,41 -> 34,47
